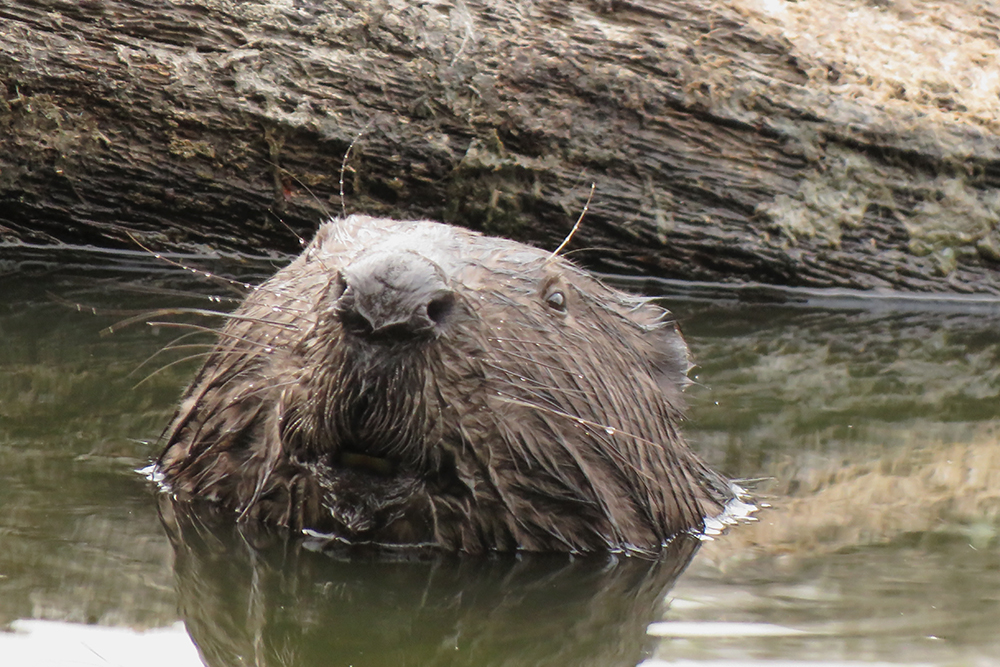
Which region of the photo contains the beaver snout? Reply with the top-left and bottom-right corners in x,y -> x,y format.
334,250 -> 456,340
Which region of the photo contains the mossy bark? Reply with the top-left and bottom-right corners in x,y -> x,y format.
1,0 -> 998,292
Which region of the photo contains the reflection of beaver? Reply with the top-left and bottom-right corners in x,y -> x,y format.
160,498 -> 702,667
156,215 -> 740,554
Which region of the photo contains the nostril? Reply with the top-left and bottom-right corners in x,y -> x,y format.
334,285 -> 371,334
425,293 -> 455,327
339,307 -> 374,335
334,251 -> 453,341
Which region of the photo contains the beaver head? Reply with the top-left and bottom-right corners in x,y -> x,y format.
156,215 -> 737,554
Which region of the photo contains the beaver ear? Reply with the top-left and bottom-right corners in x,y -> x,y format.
647,319 -> 693,403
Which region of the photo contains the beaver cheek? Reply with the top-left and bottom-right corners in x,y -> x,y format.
648,325 -> 694,402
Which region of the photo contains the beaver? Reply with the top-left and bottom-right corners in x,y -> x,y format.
155,214 -> 741,555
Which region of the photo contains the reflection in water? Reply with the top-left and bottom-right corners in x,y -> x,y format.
672,301 -> 1000,476
663,533 -> 1000,664
159,497 -> 700,667
703,435 -> 1000,558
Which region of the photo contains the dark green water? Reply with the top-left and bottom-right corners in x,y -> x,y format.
1,246 -> 999,666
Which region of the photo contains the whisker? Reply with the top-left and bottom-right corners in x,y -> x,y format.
101,282 -> 247,304
231,379 -> 301,405
482,353 -> 578,378
131,351 -> 218,389
484,358 -> 597,400
125,231 -> 257,296
142,321 -> 294,353
126,338 -> 217,380
486,336 -> 568,350
247,277 -> 321,311
100,308 -> 227,336
101,309 -> 301,337
124,232 -> 317,314
261,159 -> 326,240
547,182 -> 595,261
49,291 -> 232,319
559,246 -> 621,259
267,207 -> 311,250
493,390 -> 662,458
340,120 -> 375,218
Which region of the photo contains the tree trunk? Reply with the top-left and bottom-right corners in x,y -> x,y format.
1,0 -> 999,292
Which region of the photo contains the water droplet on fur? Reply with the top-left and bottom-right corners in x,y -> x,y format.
702,516 -> 724,536
604,427 -> 616,435
264,347 -> 274,354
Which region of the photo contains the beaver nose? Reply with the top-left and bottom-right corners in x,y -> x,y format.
335,251 -> 456,339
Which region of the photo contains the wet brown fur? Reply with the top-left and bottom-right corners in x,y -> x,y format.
157,215 -> 735,554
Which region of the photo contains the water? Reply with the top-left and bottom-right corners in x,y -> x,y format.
1,246 -> 998,666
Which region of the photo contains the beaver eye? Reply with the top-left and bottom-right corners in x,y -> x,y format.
544,289 -> 566,312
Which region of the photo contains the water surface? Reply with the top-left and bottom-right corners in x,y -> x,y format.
1,246 -> 998,666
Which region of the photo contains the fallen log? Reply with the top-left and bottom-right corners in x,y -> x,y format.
1,0 -> 998,292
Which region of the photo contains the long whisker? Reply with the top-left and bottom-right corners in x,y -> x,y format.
486,336 -> 569,350
49,291 -> 236,319
267,206 -> 311,250
482,360 -> 594,400
261,157 -> 327,239
482,352 -> 577,377
125,231 -> 257,296
101,282 -> 247,304
142,321 -> 293,353
547,182 -> 595,261
340,120 -> 375,218
493,391 -> 663,458
101,309 -> 301,337
131,351 -> 219,389
125,230 -> 318,313
126,336 -> 217,380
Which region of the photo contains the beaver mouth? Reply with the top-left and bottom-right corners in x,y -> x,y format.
316,426 -> 458,500
327,437 -> 447,485
336,450 -> 396,476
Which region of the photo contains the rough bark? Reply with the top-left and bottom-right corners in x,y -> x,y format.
1,0 -> 999,292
